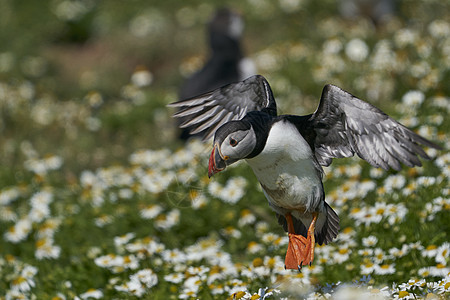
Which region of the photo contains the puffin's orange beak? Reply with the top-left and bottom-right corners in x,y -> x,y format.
208,144 -> 226,178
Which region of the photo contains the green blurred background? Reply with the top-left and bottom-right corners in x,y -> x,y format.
0,0 -> 448,176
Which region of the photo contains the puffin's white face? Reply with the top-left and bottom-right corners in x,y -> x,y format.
208,122 -> 256,177
219,129 -> 256,161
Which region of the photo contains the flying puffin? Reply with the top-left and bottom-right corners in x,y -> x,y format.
168,75 -> 441,270
177,7 -> 255,140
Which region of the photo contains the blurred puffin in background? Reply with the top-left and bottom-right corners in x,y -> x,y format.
177,7 -> 256,140
338,0 -> 396,27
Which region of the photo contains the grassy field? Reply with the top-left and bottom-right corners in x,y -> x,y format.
0,0 -> 449,299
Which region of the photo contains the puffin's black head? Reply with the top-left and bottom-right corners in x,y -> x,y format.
209,8 -> 243,41
208,8 -> 243,58
208,120 -> 256,178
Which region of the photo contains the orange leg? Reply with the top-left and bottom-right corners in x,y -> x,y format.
284,212 -> 318,271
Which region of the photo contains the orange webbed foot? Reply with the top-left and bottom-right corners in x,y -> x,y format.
284,232 -> 314,270
284,212 -> 317,271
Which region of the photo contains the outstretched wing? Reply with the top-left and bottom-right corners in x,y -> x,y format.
308,84 -> 441,170
168,75 -> 277,140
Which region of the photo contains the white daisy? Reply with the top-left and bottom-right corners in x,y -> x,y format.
345,38 -> 369,62
362,235 -> 378,247
130,268 -> 158,289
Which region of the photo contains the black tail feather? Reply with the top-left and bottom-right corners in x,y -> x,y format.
316,203 -> 339,245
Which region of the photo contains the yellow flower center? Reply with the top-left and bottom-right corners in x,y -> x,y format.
343,227 -> 354,234
189,189 -> 198,199
267,257 -> 276,268
339,248 -> 349,254
350,208 -> 361,214
231,291 -> 247,299
248,241 -> 258,248
376,208 -> 385,215
252,257 -> 264,267
210,265 -> 222,275
13,276 -> 26,285
36,239 -> 46,248
241,209 -> 251,216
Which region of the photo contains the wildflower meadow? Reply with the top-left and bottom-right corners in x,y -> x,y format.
0,1 -> 449,299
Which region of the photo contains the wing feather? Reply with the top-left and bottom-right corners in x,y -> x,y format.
190,111 -> 232,135
308,84 -> 441,170
168,75 -> 277,140
179,106 -> 222,128
201,111 -> 237,140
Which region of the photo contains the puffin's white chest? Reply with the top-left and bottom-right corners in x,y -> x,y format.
246,120 -> 323,211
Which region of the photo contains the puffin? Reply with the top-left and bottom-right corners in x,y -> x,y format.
177,7 -> 255,140
338,0 -> 396,27
168,75 -> 441,270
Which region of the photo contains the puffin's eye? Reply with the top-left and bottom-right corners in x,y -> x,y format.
229,137 -> 238,147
